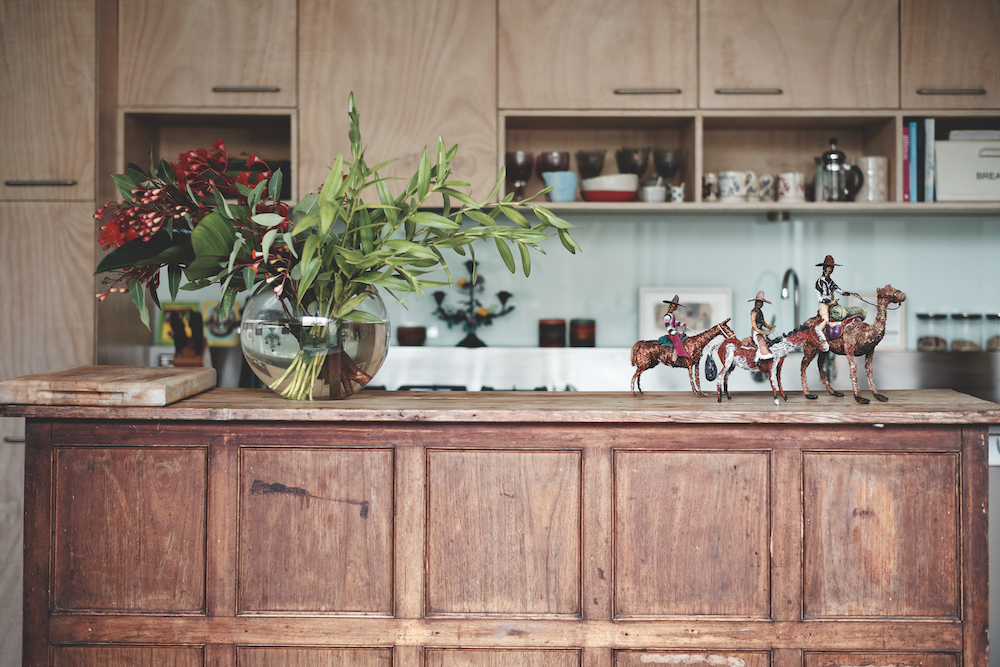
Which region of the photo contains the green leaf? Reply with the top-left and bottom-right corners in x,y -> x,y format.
465,210 -> 497,227
261,228 -> 278,262
334,291 -> 371,319
128,280 -> 150,330
498,204 -> 530,228
375,176 -> 398,226
268,168 -> 283,202
242,266 -> 255,292
157,158 -> 175,184
494,237 -> 516,272
416,147 -> 431,200
296,258 -> 322,302
558,228 -> 580,254
517,241 -> 532,277
95,232 -> 192,274
410,210 -> 461,230
251,213 -> 286,228
218,287 -> 238,321
167,264 -> 182,301
291,212 -> 319,236
111,174 -> 139,201
385,239 -> 439,260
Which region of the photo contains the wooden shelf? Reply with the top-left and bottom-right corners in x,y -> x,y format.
529,200 -> 1000,216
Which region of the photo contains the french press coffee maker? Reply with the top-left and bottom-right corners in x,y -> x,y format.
819,137 -> 864,202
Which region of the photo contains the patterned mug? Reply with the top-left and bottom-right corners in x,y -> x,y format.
718,170 -> 757,202
756,173 -> 776,201
776,171 -> 806,202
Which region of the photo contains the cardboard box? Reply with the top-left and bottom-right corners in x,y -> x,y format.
934,140 -> 1000,201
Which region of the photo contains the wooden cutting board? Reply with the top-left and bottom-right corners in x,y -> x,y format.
0,365 -> 217,406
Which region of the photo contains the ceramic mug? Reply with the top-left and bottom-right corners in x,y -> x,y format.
756,173 -> 776,201
702,172 -> 719,202
670,184 -> 685,202
542,170 -> 578,202
853,156 -> 889,202
641,184 -> 667,203
776,171 -> 806,202
719,170 -> 757,202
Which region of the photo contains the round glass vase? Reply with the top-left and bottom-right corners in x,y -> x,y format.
239,284 -> 390,400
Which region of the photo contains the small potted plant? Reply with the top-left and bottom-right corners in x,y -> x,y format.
95,93 -> 581,400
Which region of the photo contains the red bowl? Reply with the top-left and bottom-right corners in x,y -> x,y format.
581,189 -> 637,202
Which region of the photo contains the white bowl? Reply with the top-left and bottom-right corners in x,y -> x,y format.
580,173 -> 639,192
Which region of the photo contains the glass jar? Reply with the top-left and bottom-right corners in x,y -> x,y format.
915,313 -> 948,351
949,313 -> 983,351
986,314 -> 1000,351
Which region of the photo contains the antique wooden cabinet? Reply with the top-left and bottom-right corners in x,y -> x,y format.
4,388 -> 993,667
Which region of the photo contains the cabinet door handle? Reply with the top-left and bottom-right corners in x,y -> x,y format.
917,88 -> 986,95
979,148 -> 1000,158
4,179 -> 77,186
715,88 -> 783,95
614,88 -> 682,95
3,436 -> 25,443
212,86 -> 281,93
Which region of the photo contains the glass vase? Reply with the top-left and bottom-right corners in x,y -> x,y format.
240,284 -> 390,400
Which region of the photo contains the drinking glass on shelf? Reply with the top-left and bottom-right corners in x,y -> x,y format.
653,148 -> 681,184
505,151 -> 533,201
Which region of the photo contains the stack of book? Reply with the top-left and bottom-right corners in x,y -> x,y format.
905,119 -> 1000,202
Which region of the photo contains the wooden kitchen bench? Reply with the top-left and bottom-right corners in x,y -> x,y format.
3,388 -> 996,667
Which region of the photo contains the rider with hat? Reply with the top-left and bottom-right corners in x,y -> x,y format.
749,291 -> 776,361
659,295 -> 690,358
815,254 -> 854,336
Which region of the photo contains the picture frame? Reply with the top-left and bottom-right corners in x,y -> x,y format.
639,287 -> 733,341
156,302 -> 202,346
848,293 -> 906,350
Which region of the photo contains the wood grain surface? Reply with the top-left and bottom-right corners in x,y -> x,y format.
0,365 -> 216,406
4,387 -> 998,424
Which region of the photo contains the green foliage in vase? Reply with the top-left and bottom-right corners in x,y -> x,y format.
94,93 -> 580,398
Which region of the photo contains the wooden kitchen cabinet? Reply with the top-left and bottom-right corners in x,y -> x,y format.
298,0 -> 498,201
699,0 -> 899,109
901,0 -> 1000,109
498,0 -> 697,110
117,0 -> 297,108
4,389 -> 992,666
0,202 -> 96,383
0,0 -> 95,201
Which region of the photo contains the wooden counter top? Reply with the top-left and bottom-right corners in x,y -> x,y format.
4,387 -> 999,425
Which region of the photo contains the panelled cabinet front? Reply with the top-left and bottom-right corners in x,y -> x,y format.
26,419 -> 986,666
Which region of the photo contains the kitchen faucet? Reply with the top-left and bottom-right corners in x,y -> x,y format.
781,268 -> 800,325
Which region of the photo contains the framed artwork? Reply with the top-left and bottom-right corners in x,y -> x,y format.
203,300 -> 241,347
848,293 -> 906,350
639,287 -> 733,341
156,302 -> 201,346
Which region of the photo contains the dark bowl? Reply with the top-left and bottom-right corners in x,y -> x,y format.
574,149 -> 606,180
535,151 -> 571,174
653,148 -> 681,180
615,147 -> 650,178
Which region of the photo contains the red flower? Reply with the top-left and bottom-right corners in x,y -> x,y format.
172,138 -> 237,199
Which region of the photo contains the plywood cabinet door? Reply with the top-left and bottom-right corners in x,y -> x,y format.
0,0 -> 95,201
901,0 -> 1000,109
499,0 -> 697,110
699,0 -> 899,109
299,0 -> 497,200
0,202 -> 95,384
118,0 -> 297,108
